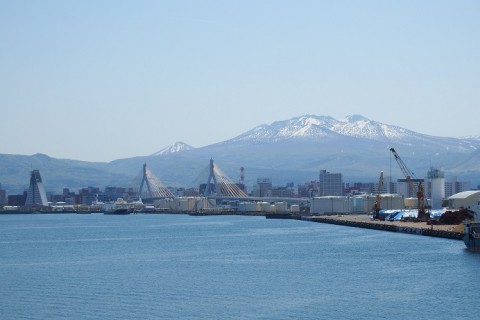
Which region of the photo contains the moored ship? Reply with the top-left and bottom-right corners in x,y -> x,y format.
102,198 -> 131,215
463,200 -> 480,252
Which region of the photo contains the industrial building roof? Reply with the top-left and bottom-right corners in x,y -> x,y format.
448,190 -> 480,200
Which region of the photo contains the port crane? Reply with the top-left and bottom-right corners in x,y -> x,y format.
389,148 -> 428,222
372,171 -> 384,220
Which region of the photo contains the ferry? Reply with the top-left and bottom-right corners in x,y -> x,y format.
102,198 -> 131,215
463,200 -> 480,252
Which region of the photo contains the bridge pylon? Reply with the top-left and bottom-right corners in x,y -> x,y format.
202,159 -> 247,198
137,163 -> 173,199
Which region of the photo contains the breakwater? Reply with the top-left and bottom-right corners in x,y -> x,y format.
303,215 -> 464,240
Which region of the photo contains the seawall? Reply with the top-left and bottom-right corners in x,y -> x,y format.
303,215 -> 464,240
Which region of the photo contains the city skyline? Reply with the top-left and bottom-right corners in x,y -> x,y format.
1,1 -> 479,162
1,166 -> 469,207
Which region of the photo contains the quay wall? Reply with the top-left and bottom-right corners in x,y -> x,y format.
304,215 -> 464,240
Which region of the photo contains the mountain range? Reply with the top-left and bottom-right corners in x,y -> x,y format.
1,114 -> 480,193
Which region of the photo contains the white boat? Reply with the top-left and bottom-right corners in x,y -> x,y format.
102,198 -> 131,215
89,195 -> 104,212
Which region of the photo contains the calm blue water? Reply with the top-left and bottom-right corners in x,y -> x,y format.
1,213 -> 479,319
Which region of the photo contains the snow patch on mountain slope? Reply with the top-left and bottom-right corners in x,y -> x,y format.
228,114 -> 413,142
151,142 -> 193,156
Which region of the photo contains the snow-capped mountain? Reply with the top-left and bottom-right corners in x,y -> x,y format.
151,142 -> 193,156
225,114 -> 479,153
229,114 -> 422,143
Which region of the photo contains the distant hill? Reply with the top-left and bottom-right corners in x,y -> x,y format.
0,153 -> 130,193
2,114 -> 480,193
150,142 -> 194,156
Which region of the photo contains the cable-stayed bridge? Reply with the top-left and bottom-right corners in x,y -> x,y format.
132,160 -> 247,202
132,159 -> 247,200
132,161 -> 307,209
131,163 -> 173,201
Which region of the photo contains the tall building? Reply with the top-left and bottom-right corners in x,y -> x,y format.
445,177 -> 470,198
384,175 -> 396,194
427,168 -> 445,210
253,178 -> 272,197
25,170 -> 48,206
318,170 -> 343,196
8,193 -> 27,206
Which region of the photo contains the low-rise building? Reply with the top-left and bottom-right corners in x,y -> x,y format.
448,191 -> 480,210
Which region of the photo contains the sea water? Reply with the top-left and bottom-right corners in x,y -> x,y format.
1,213 -> 479,319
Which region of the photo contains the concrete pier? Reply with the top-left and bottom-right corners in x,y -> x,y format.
304,214 -> 464,240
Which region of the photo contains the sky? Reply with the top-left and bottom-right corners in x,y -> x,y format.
1,0 -> 479,162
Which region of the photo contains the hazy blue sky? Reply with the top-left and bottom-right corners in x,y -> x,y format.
1,0 -> 479,162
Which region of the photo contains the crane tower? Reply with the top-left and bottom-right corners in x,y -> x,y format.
372,171 -> 384,220
389,148 -> 428,221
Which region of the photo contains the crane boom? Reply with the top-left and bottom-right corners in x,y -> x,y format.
389,148 -> 428,222
389,148 -> 417,180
